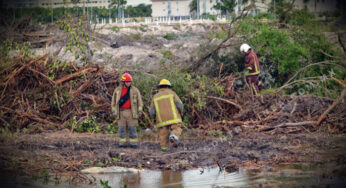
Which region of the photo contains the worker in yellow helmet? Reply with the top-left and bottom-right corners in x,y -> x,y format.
149,79 -> 183,151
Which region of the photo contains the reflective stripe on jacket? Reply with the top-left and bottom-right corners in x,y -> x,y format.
151,88 -> 183,128
111,86 -> 143,120
245,51 -> 260,76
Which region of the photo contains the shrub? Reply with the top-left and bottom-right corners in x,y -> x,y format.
163,32 -> 178,40
160,50 -> 174,60
110,26 -> 120,32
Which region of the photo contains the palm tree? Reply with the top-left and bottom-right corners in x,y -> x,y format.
71,0 -> 80,16
109,0 -> 127,20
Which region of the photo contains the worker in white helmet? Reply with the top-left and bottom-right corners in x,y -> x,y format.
240,43 -> 263,99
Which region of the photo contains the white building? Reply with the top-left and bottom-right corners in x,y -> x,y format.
199,0 -> 219,15
234,0 -> 339,16
127,0 -> 152,6
2,0 -> 111,9
151,0 -> 192,17
294,0 -> 338,14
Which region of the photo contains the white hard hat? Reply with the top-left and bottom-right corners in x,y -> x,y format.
240,43 -> 251,53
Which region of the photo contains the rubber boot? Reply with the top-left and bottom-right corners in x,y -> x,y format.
118,125 -> 126,148
258,81 -> 264,90
128,126 -> 138,148
169,134 -> 179,147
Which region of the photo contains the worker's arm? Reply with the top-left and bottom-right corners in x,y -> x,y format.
245,54 -> 254,72
111,88 -> 117,115
174,93 -> 183,115
136,88 -> 143,113
149,99 -> 156,118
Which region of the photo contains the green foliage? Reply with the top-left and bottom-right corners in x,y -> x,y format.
32,169 -> 50,183
47,59 -> 71,80
56,14 -> 92,65
163,32 -> 178,40
286,7 -> 315,26
137,162 -> 142,168
240,18 -> 307,75
261,88 -> 276,94
189,0 -> 198,13
0,40 -> 18,65
213,0 -> 237,15
127,33 -> 142,41
97,162 -> 105,167
238,14 -> 344,97
208,129 -> 223,137
139,24 -> 149,32
73,115 -> 101,133
0,4 -> 152,25
125,4 -> 152,17
0,40 -> 33,64
110,25 -> 120,32
207,29 -> 228,40
100,180 -> 111,188
133,69 -> 224,126
160,50 -> 174,60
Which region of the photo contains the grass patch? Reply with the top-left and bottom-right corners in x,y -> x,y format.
109,26 -> 120,32
163,32 -> 178,40
160,50 -> 174,60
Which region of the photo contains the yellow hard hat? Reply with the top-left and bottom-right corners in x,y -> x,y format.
159,79 -> 171,86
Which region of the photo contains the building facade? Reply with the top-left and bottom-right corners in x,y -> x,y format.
1,0 -> 111,9
151,0 -> 192,17
199,0 -> 219,15
234,0 -> 339,16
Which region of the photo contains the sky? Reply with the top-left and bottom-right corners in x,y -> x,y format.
127,0 -> 152,6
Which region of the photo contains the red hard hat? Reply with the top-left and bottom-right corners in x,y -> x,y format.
121,73 -> 132,81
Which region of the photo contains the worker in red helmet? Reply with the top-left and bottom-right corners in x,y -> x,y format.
111,73 -> 143,148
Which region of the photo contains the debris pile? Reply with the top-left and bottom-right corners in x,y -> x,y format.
0,54 -> 117,132
195,74 -> 346,134
0,56 -> 345,134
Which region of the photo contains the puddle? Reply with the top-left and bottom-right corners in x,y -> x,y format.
2,163 -> 345,187
89,167 -> 263,188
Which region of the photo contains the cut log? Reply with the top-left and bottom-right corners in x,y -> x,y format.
316,89 -> 346,126
207,96 -> 242,111
54,67 -> 98,84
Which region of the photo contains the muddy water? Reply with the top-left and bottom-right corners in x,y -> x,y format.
90,168 -> 262,188
4,163 -> 345,188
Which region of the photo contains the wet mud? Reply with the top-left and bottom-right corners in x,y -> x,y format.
0,129 -> 345,180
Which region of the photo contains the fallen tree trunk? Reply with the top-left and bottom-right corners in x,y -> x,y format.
207,96 -> 242,111
316,89 -> 346,126
277,121 -> 317,128
54,67 -> 98,84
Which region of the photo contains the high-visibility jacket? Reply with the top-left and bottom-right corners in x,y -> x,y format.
245,51 -> 260,76
111,86 -> 143,120
150,88 -> 183,128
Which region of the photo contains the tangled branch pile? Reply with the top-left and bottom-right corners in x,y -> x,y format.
0,54 -> 117,132
195,74 -> 346,135
0,54 -> 344,134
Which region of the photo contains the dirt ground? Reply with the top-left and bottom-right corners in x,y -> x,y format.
0,128 -> 345,182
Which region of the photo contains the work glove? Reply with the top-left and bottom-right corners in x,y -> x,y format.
244,70 -> 249,77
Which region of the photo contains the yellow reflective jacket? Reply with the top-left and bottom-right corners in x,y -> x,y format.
150,88 -> 183,128
111,86 -> 143,120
